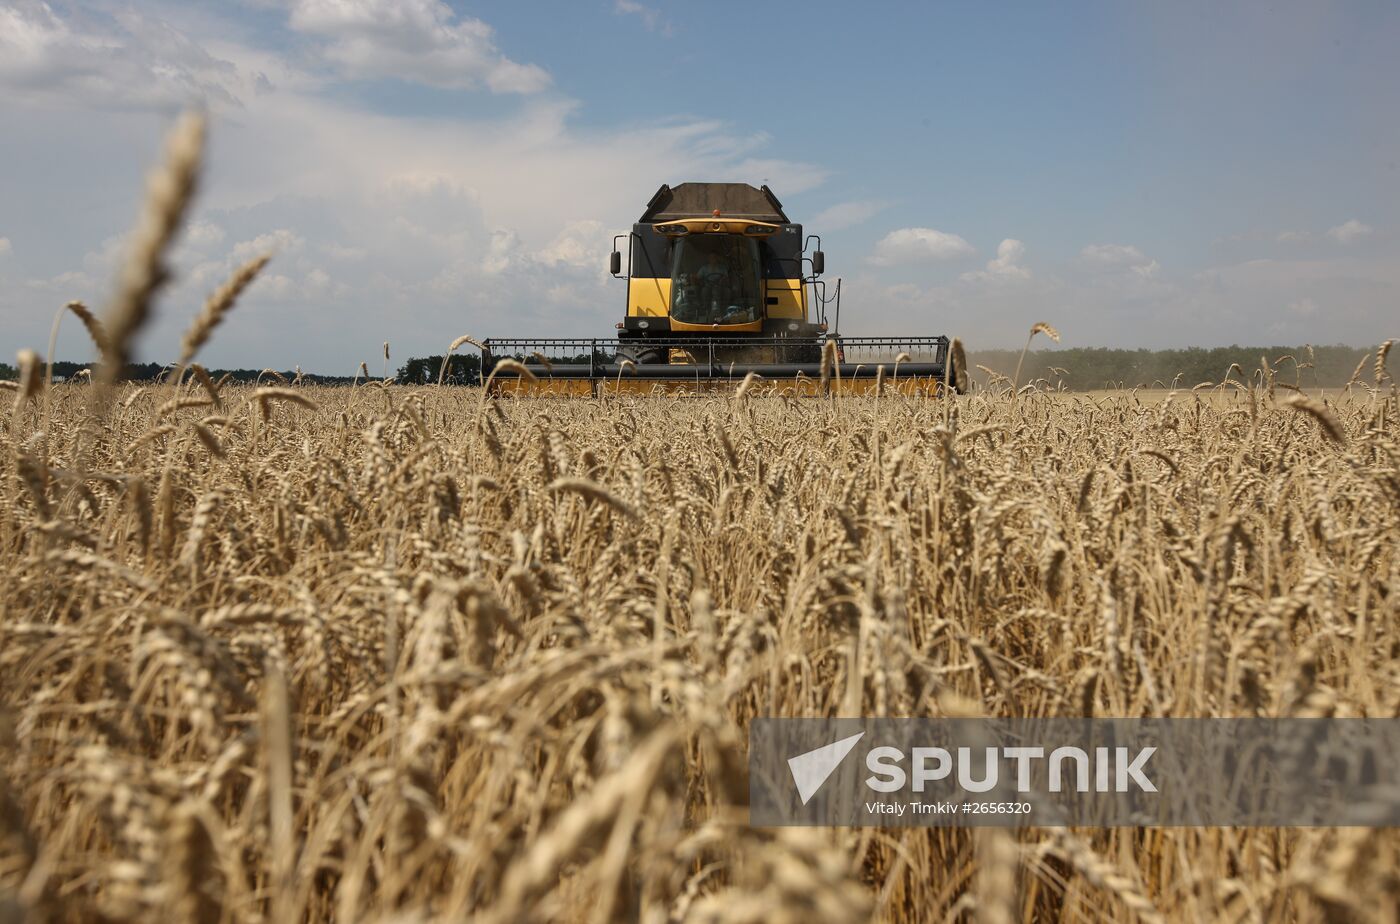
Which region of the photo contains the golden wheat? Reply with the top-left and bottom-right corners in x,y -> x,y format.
1,372 -> 1395,923
3,113 -> 1399,924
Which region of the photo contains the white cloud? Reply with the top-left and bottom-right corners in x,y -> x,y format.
0,1 -> 255,108
614,0 -> 671,34
288,0 -> 550,93
480,228 -> 521,276
961,238 -> 1031,283
1326,219 -> 1372,244
0,237 -> 10,256
868,227 -> 975,266
831,241 -> 1400,352
1080,242 -> 1161,280
536,220 -> 609,269
321,242 -> 367,261
810,200 -> 886,232
184,221 -> 226,249
1080,242 -> 1148,265
22,230 -> 128,297
180,228 -> 316,294
381,172 -> 477,201
232,229 -> 305,263
1275,222 -> 1373,246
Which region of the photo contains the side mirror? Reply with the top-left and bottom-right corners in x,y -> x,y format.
812,251 -> 825,275
609,251 -> 622,275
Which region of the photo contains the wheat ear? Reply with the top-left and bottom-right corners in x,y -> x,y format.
100,111 -> 205,384
179,254 -> 272,368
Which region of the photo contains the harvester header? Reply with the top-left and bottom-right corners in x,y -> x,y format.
480,182 -> 963,395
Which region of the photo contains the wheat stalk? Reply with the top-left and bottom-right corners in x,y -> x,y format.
437,334 -> 484,385
179,254 -> 272,368
64,301 -> 110,355
1285,394 -> 1346,445
13,349 -> 41,408
1012,321 -> 1060,396
253,387 -> 318,420
99,111 -> 205,384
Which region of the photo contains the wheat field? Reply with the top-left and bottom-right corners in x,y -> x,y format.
2,365 -> 1398,923
3,112 -> 1400,924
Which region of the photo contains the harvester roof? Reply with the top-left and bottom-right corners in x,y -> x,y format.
640,183 -> 789,223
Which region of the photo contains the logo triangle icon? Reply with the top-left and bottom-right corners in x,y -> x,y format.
788,732 -> 865,805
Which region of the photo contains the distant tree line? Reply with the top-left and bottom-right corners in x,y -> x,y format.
5,344 -> 1378,389
0,360 -> 360,384
966,344 -> 1375,390
396,353 -> 483,385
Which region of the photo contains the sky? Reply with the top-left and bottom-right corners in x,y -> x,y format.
1,0 -> 1397,373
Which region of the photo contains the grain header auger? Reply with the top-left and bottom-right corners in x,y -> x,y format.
479,182 -> 966,396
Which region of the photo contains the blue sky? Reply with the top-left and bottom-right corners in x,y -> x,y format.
1,0 -> 1396,373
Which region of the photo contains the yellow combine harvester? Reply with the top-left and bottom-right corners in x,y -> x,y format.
481,182 -> 962,395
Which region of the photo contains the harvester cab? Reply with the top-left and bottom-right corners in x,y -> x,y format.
481,182 -> 963,395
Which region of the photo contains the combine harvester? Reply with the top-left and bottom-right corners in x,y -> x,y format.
480,183 -> 964,395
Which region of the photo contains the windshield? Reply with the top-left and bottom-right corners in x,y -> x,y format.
669,234 -> 762,325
